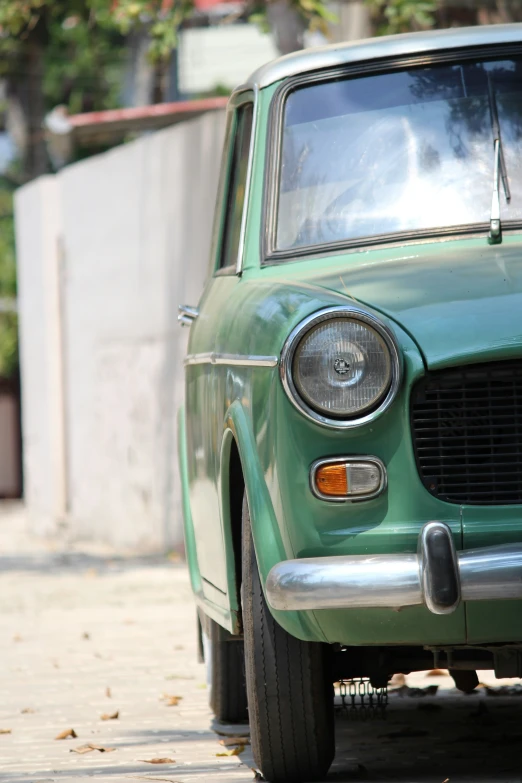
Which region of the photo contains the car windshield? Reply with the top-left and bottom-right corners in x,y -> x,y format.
275,57 -> 522,252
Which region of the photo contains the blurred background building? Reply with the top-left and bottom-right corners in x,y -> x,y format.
2,0 -> 522,550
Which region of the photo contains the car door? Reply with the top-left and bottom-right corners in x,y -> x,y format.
184,93 -> 254,600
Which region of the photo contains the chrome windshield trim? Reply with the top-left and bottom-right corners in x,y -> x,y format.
246,25 -> 522,89
262,40 -> 522,263
280,306 -> 402,430
185,353 -> 278,367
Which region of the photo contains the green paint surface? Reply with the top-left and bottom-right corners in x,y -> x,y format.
179,81 -> 522,647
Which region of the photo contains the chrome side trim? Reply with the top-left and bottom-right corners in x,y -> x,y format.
178,304 -> 199,327
185,352 -> 278,368
279,306 -> 402,430
246,25 -> 522,89
310,455 -> 387,503
265,522 -> 522,614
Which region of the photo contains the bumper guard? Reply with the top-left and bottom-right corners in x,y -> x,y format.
266,522 -> 522,616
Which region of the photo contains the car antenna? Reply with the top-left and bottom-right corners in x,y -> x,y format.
487,74 -> 511,245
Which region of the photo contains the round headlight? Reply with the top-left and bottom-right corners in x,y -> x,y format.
280,307 -> 401,428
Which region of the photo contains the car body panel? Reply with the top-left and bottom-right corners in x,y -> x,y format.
271,237 -> 522,371
181,26 -> 522,649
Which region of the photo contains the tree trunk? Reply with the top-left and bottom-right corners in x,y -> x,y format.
7,35 -> 48,180
266,0 -> 307,55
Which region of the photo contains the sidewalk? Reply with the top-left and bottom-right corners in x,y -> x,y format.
1,503 -> 522,783
0,504 -> 253,783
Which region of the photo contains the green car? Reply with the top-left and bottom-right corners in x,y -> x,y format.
179,24 -> 522,782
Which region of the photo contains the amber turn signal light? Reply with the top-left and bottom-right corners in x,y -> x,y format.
315,464 -> 348,496
311,458 -> 386,502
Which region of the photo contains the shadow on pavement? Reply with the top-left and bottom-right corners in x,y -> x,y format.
0,551 -> 174,574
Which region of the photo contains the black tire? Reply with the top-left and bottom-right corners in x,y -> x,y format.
242,493 -> 335,782
204,615 -> 248,724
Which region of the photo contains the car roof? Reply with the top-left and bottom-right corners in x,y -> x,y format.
244,23 -> 522,90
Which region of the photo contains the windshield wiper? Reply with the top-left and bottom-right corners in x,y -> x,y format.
488,76 -> 511,244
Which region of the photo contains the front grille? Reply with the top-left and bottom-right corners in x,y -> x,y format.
411,360 -> 522,505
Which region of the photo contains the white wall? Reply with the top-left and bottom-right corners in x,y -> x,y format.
15,111 -> 225,551
179,25 -> 278,93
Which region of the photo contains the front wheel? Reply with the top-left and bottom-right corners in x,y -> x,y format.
241,494 -> 335,782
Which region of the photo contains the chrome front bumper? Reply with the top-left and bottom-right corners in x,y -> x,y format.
266,522 -> 522,616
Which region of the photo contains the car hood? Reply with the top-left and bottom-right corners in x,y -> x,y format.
287,238 -> 522,369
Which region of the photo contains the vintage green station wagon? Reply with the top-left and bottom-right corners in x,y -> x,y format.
179,24 -> 522,782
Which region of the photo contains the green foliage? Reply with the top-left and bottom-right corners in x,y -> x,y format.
0,190 -> 18,378
0,189 -> 16,298
366,0 -> 437,34
0,312 -> 19,378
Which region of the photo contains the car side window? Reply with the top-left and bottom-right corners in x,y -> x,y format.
219,103 -> 253,271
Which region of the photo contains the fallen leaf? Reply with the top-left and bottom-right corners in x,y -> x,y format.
13,634 -> 22,642
174,645 -> 184,651
70,743 -> 115,753
100,711 -> 119,721
82,632 -> 90,640
219,737 -> 250,747
167,550 -> 181,563
165,674 -> 194,681
21,708 -> 35,714
139,758 -> 176,764
0,729 -> 12,735
217,745 -> 245,756
55,728 -> 77,740
161,694 -> 183,706
426,669 -> 449,677
105,686 -> 112,698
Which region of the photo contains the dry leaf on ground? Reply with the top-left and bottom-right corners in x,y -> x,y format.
217,745 -> 246,756
70,743 -> 115,754
160,694 -> 183,706
105,686 -> 112,698
82,632 -> 90,640
139,758 -> 176,764
55,728 -> 77,740
0,729 -> 12,735
219,737 -> 250,747
100,711 -> 119,720
13,634 -> 22,642
21,708 -> 35,714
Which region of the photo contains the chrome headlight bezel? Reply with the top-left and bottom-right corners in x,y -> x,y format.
280,306 -> 402,429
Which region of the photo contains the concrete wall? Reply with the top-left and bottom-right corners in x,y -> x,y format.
15,110 -> 225,551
